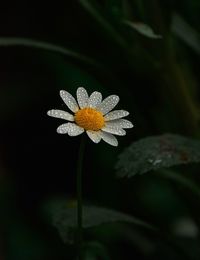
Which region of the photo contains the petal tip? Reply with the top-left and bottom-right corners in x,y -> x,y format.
120,129 -> 126,136
112,141 -> 118,147
77,86 -> 85,91
47,110 -> 51,116
128,122 -> 134,128
113,95 -> 120,103
112,143 -> 118,147
56,128 -> 61,134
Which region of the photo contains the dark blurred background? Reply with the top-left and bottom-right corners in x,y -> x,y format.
0,1 -> 200,259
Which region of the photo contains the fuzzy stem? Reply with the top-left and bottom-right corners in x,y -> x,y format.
76,134 -> 86,260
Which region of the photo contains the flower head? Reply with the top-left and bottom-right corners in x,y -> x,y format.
47,87 -> 133,146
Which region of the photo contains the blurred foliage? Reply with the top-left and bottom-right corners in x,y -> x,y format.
0,0 -> 200,259
45,198 -> 153,244
124,21 -> 162,39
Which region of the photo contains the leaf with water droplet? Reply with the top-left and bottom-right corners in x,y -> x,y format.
116,134 -> 200,178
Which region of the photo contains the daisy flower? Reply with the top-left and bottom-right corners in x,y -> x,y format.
47,87 -> 133,146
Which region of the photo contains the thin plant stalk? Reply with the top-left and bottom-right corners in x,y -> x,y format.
76,134 -> 86,260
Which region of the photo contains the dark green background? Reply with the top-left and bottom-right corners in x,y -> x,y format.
0,1 -> 200,259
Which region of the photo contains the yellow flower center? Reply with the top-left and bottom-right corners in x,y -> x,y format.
74,107 -> 105,131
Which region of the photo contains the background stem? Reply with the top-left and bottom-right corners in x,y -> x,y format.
151,0 -> 200,136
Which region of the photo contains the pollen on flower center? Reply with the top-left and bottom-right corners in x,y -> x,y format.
74,107 -> 105,131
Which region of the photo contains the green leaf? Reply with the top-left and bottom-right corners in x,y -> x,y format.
49,200 -> 153,244
116,134 -> 200,177
123,20 -> 162,39
172,13 -> 200,55
0,37 -> 99,67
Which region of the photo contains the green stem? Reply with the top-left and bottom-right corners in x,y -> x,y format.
77,134 -> 86,260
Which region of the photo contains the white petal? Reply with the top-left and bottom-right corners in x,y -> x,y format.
105,119 -> 133,129
104,110 -> 129,121
57,123 -> 84,136
98,131 -> 118,146
86,130 -> 101,143
102,125 -> 126,136
47,109 -> 74,121
88,91 -> 102,108
76,87 -> 89,108
97,95 -> 119,115
57,123 -> 69,134
67,123 -> 84,136
60,90 -> 79,113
